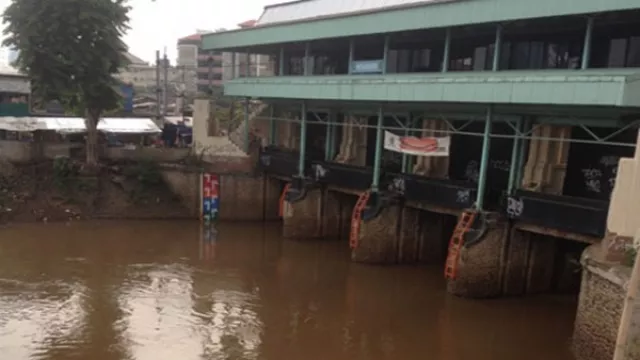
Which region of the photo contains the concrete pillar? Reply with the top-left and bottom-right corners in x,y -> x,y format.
282,188 -> 346,239
446,217 -> 509,298
525,234 -> 557,293
335,115 -> 368,166
521,124 -> 571,194
573,247 -> 626,360
351,205 -> 401,264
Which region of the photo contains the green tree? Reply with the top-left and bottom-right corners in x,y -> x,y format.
2,0 -> 131,166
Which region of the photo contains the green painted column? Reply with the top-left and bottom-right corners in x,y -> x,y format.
382,35 -> 390,75
475,106 -> 494,210
328,112 -> 338,160
279,46 -> 285,76
298,102 -> 307,177
492,24 -> 503,71
407,115 -> 422,174
507,117 -> 523,195
515,117 -> 532,189
243,98 -> 250,153
324,111 -> 332,161
442,28 -> 451,73
304,42 -> 311,76
348,39 -> 354,75
269,104 -> 276,146
581,17 -> 594,70
372,107 -> 384,191
401,114 -> 411,173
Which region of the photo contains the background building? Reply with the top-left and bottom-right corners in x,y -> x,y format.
178,23 -> 273,94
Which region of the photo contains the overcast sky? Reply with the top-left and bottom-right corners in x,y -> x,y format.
0,0 -> 283,64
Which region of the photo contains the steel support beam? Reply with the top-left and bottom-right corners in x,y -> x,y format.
298,102 -> 307,177
243,98 -> 250,153
476,106 -> 494,210
442,28 -> 451,73
492,24 -> 503,71
279,46 -> 285,76
507,116 -> 523,195
372,107 -> 384,191
515,117 -> 532,189
401,114 -> 411,173
324,111 -> 332,161
329,112 -> 338,160
269,105 -> 276,146
581,17 -> 594,70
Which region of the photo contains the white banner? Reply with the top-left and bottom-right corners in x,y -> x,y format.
384,131 -> 450,157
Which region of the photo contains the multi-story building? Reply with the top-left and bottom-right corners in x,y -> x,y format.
117,52 -> 180,93
202,2 -> 640,359
180,24 -> 273,93
177,30 -> 223,94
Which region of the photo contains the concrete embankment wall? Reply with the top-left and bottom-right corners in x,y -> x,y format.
160,164 -> 283,222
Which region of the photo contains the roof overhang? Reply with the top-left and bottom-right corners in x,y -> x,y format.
202,0 -> 640,51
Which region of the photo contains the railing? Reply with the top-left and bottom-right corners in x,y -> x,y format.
506,190 -> 609,237
384,173 -> 477,210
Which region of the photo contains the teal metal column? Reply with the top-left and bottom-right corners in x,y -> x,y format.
492,24 -> 503,71
401,114 -> 411,173
475,106 -> 494,210
297,102 -> 307,177
324,111 -> 332,161
372,107 -> 384,191
243,98 -> 250,153
304,42 -> 311,76
328,112 -> 338,160
348,39 -> 354,74
515,117 -> 532,189
442,28 -> 451,73
279,46 -> 285,75
407,116 -> 422,174
382,36 -> 390,75
581,17 -> 594,70
507,117 -> 523,195
269,105 -> 276,146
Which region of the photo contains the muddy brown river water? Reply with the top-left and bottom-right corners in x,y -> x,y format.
0,221 -> 576,360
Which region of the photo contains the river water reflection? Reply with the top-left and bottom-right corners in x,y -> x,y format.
0,221 -> 576,360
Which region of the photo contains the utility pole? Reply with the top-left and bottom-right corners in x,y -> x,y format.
162,48 -> 169,116
155,50 -> 161,126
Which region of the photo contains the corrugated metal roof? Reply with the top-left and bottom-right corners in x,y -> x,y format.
257,0 -> 453,26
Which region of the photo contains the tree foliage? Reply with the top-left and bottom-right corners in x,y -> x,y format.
2,0 -> 131,165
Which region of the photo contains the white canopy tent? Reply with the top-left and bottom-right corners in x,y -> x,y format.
0,117 -> 161,134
